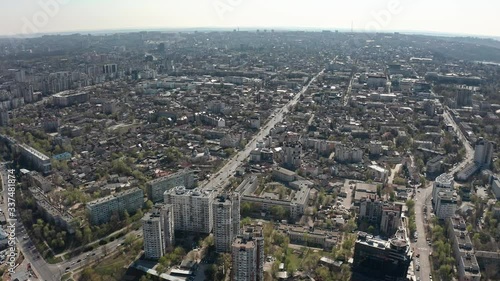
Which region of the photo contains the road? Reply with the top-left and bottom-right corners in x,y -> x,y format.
0,164 -> 142,281
0,165 -> 64,280
202,69 -> 325,191
388,164 -> 402,185
412,183 -> 433,281
409,108 -> 475,281
442,109 -> 474,171
343,72 -> 354,106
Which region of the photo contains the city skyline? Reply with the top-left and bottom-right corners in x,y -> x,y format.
1,0 -> 500,38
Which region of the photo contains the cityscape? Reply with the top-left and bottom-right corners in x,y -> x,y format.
1,2 -> 500,281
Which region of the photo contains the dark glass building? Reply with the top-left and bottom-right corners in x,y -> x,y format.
352,231 -> 411,281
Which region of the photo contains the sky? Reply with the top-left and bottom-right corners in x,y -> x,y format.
0,0 -> 499,37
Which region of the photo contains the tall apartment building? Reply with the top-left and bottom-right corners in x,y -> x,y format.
147,169 -> 197,203
359,198 -> 402,236
142,204 -> 174,260
0,111 -> 8,127
86,187 -> 144,225
474,138 -> 494,169
380,204 -> 402,236
232,223 -> 264,281
16,143 -> 52,175
213,194 -> 240,253
283,141 -> 302,169
456,87 -> 473,107
435,190 -> 458,220
432,173 -> 454,207
164,186 -> 214,234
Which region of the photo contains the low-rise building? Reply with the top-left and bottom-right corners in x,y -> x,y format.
272,167 -> 296,183
458,253 -> 481,281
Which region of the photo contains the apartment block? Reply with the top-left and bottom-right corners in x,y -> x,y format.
432,173 -> 454,207
213,194 -> 240,253
17,143 -> 52,175
164,186 -> 214,234
28,187 -> 75,234
435,190 -> 458,220
52,90 -> 89,107
147,169 -> 197,203
232,223 -> 264,281
86,187 -> 144,225
142,204 -> 175,260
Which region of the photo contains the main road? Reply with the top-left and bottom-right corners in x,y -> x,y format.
0,164 -> 62,281
0,164 -> 141,281
411,108 -> 475,281
442,108 -> 474,169
202,69 -> 325,192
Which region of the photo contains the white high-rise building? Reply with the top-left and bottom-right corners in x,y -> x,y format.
232,223 -> 264,281
164,186 -> 214,234
283,141 -> 302,169
432,173 -> 454,207
435,190 -> 458,220
213,194 -> 240,253
473,138 -> 494,168
142,204 -> 174,260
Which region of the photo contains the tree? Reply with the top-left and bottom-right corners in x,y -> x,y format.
270,205 -> 287,220
83,226 -> 93,243
204,264 -> 217,280
145,200 -> 154,210
367,225 -> 375,234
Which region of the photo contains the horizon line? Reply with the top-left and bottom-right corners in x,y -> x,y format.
1,26 -> 500,41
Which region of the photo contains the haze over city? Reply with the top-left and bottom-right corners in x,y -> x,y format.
1,0 -> 500,37
1,1 -> 500,281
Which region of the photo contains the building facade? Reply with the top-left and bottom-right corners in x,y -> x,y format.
147,169 -> 197,203
213,193 -> 240,253
352,231 -> 411,281
164,186 -> 214,234
142,204 -> 175,260
435,190 -> 458,220
283,141 -> 302,170
16,143 -> 52,175
86,187 -> 144,225
474,138 -> 494,169
232,223 -> 264,281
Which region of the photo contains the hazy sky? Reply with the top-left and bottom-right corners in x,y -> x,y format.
1,0 -> 499,37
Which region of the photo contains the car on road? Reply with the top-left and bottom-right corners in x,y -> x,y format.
65,267 -> 70,271
77,259 -> 81,263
